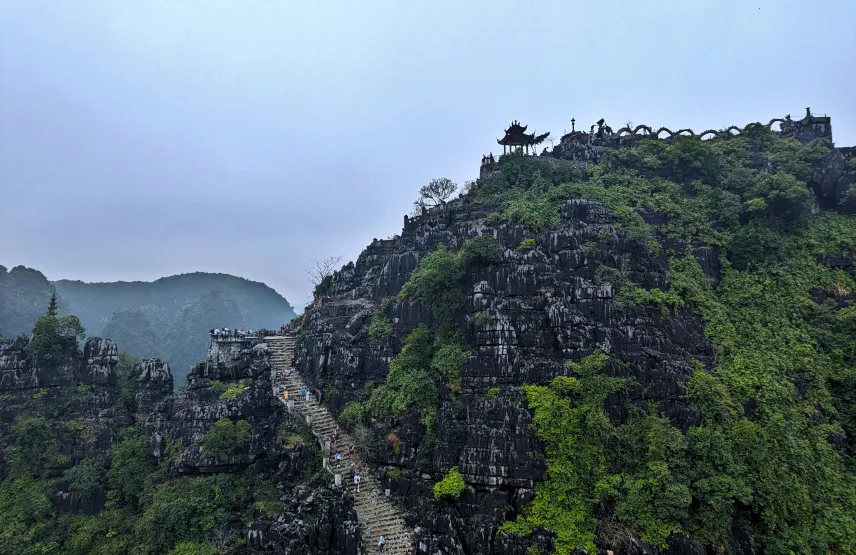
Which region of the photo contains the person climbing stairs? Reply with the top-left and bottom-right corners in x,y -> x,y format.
266,334 -> 414,555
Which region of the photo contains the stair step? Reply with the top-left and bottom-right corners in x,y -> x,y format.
267,337 -> 413,552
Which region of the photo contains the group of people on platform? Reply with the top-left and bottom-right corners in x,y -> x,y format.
480,152 -> 496,166
211,327 -> 256,338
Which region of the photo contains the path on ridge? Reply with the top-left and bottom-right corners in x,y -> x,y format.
266,335 -> 414,555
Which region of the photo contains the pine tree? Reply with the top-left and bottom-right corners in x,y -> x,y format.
47,293 -> 58,316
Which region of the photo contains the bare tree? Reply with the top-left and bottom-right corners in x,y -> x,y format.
307,256 -> 343,288
411,177 -> 458,216
211,525 -> 238,554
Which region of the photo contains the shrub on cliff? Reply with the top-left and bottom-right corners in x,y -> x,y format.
433,466 -> 466,500
202,418 -> 251,462
25,314 -> 85,367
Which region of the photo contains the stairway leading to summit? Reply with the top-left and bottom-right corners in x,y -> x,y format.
266,335 -> 414,555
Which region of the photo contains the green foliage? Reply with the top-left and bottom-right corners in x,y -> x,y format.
10,416 -> 67,474
339,401 -> 368,430
398,246 -> 465,330
460,234 -> 503,265
202,418 -> 251,462
398,235 -> 502,332
433,466 -> 466,500
108,428 -> 157,510
431,340 -> 467,397
496,131 -> 856,552
25,314 -> 86,367
169,542 -> 218,555
485,191 -> 560,231
66,457 -> 105,501
116,353 -> 140,412
0,466 -> 56,553
517,238 -> 537,251
473,310 -> 492,328
368,325 -> 435,419
209,380 -> 227,395
76,384 -> 92,397
368,297 -> 395,342
218,383 -> 247,399
487,387 -> 500,399
501,353 -> 631,553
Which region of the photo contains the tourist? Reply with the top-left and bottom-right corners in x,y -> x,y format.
305,389 -> 310,402
335,451 -> 342,467
283,390 -> 288,401
354,473 -> 360,493
378,536 -> 385,552
300,386 -> 306,402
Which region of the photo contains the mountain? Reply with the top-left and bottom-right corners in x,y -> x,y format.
0,265 -> 64,338
291,113 -> 856,553
0,270 -> 296,383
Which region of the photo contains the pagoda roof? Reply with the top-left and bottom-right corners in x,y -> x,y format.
497,120 -> 537,146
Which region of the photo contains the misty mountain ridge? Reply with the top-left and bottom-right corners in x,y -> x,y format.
0,266 -> 296,383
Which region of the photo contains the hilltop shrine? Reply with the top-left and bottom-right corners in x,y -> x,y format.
497,120 -> 538,154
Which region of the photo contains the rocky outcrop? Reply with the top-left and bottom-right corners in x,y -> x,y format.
293,195 -> 717,554
0,336 -> 125,513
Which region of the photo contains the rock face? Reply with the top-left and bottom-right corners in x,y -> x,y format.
0,331 -> 360,553
0,336 -> 125,512
293,195 -> 716,554
140,337 -> 361,553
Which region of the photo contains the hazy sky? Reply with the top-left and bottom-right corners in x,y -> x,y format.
2,0 -> 855,309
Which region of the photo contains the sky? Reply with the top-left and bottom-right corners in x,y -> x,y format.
1,0 -> 855,310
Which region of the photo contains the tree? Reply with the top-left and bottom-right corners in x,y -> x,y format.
202,418 -> 251,462
411,177 -> 458,216
24,314 -> 86,367
307,256 -> 342,297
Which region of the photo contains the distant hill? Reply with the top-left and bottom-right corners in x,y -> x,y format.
0,267 -> 296,383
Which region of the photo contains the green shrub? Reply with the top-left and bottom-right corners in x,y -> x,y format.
398,246 -> 465,331
66,457 -> 105,501
202,418 -> 251,462
460,234 -> 503,265
339,401 -> 368,429
433,466 -> 466,500
219,383 -> 247,399
487,387 -> 500,399
76,384 -> 92,397
473,310 -> 492,328
517,238 -> 536,251
210,380 -> 227,395
25,314 -> 86,367
368,325 -> 435,419
368,299 -> 395,342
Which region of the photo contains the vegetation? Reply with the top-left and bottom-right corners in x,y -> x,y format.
368,297 -> 395,342
218,383 -> 247,399
202,418 -> 251,462
367,325 -> 468,437
398,235 -> 503,332
25,314 -> 86,366
491,129 -> 856,553
433,466 -> 466,500
412,177 -> 459,216
517,238 -> 537,251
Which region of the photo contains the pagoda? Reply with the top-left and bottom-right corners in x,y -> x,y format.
497,120 -> 547,155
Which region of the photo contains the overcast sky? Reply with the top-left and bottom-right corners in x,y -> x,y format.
2,0 -> 854,309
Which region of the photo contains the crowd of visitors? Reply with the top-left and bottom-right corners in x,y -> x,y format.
210,327 -> 257,338
209,321 -> 298,339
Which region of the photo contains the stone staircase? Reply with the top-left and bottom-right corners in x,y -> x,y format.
267,335 -> 414,555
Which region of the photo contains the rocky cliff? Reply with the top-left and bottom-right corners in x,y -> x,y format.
293,123 -> 856,554
0,332 -> 359,553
